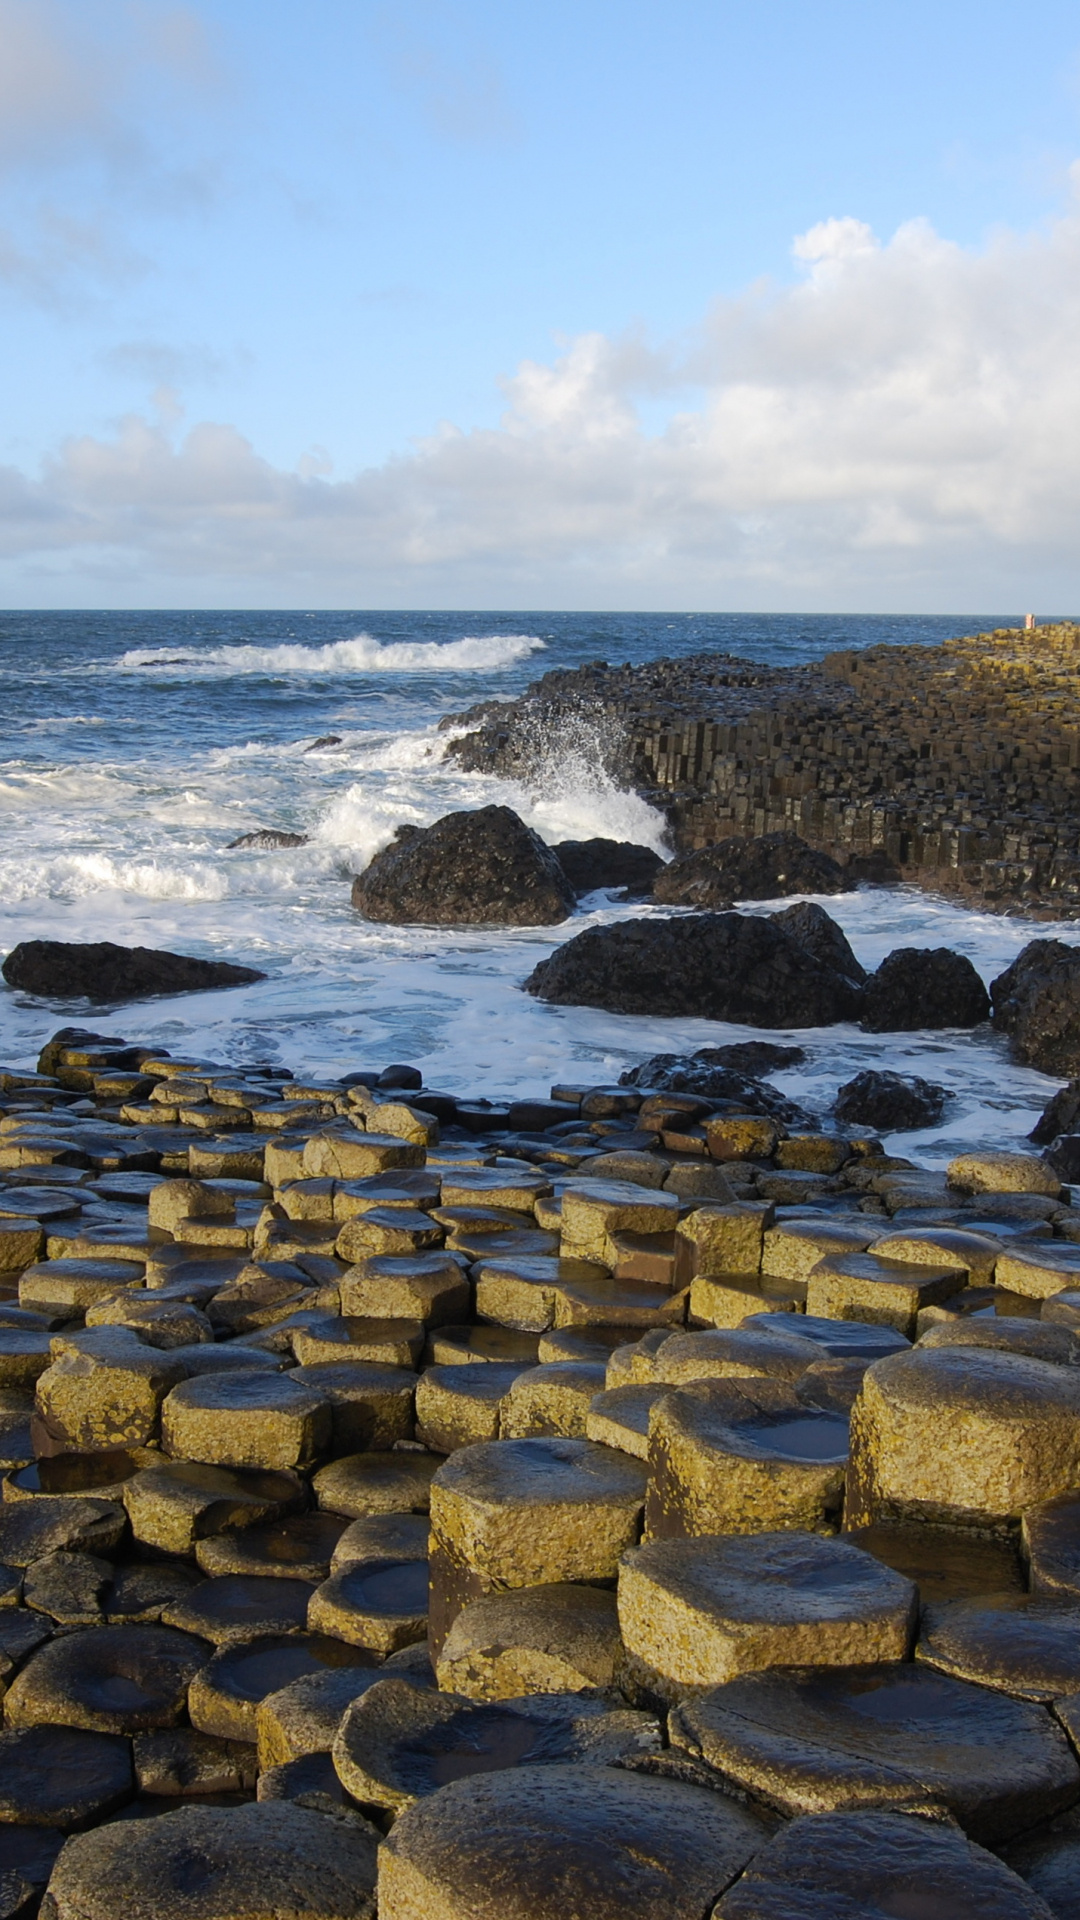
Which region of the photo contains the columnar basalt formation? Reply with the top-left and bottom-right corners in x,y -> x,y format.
444,623 -> 1080,914
1,1025 -> 1079,1914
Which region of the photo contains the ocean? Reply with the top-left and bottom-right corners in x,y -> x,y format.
0,608 -> 1068,1165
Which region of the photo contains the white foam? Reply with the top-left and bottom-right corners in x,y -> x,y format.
0,852 -> 230,904
115,633 -> 546,676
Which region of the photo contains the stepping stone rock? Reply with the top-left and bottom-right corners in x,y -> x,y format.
436,1582 -> 623,1700
339,1254 -> 469,1326
0,1827 -> 64,1917
378,1761 -> 767,1920
196,1511 -> 347,1583
133,1728 -> 257,1795
620,1530 -> 916,1702
291,1315 -> 425,1368
256,1664 -> 412,1770
162,1573 -> 315,1645
0,1497 -> 125,1567
847,1346 -> 1080,1531
918,1317 -> 1080,1365
500,1362 -> 607,1439
123,1459 -> 305,1554
290,1360 -> 415,1451
995,1242 -> 1080,1299
313,1450 -> 439,1519
428,1438 -> 646,1656
670,1661 -> 1078,1839
918,1595 -> 1080,1699
948,1150 -> 1061,1197
425,1326 -> 542,1365
713,1809 -> 1054,1919
742,1311 -> 909,1362
333,1677 -> 661,1813
161,1371 -> 331,1470
806,1248 -> 965,1336
189,1632 -> 378,1742
39,1800 -> 379,1920
645,1378 -> 849,1539
415,1363 -> 525,1451
308,1558 -> 429,1655
0,1330 -> 53,1390
0,1724 -> 133,1827
22,1550 -> 112,1626
585,1382 -> 666,1458
5,1624 -> 209,1733
256,1751 -> 363,1819
331,1512 -> 430,1570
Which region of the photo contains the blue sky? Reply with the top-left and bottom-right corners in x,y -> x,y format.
2,0 -> 1080,608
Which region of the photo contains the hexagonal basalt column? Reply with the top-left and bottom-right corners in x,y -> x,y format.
645,1377 -> 850,1540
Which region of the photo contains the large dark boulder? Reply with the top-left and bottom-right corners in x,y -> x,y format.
992,940 -> 1080,1074
770,901 -> 866,984
352,806 -> 575,926
653,832 -> 845,908
524,912 -> 863,1026
619,1050 -> 814,1126
696,1041 -> 807,1075
861,948 -> 990,1032
834,1069 -> 949,1132
2,941 -> 264,1005
1030,1079 -> 1080,1147
552,839 -> 664,897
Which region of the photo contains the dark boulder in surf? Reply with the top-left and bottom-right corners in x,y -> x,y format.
352,806 -> 575,927
653,832 -> 845,908
552,839 -> 664,897
2,941 -> 265,1005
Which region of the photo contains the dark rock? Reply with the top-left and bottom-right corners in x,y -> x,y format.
2,942 -> 265,1006
305,736 -> 342,751
993,941 -> 1080,1074
698,1041 -> 807,1074
770,900 -> 867,984
551,839 -> 664,897
352,807 -> 575,927
525,912 -> 863,1026
0,1725 -> 133,1828
618,1052 -> 815,1126
1046,1136 -> 1080,1182
834,1070 -> 950,1132
861,947 -> 990,1032
653,831 -> 845,907
1031,1079 -> 1080,1146
227,831 -> 309,851
377,1066 -> 423,1091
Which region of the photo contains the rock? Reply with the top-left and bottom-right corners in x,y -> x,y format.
948,1149 -> 1061,1197
618,1051 -> 813,1125
352,806 -> 574,927
988,1242 -> 1080,1298
770,900 -> 867,984
0,1725 -> 133,1827
861,947 -> 991,1031
436,1583 -> 623,1699
526,912 -> 863,1025
188,1633 -> 378,1742
196,1512 -> 347,1584
333,1678 -> 659,1813
161,1372 -> 331,1472
133,1728 -> 257,1796
918,1594 -> 1080,1699
645,1377 -> 850,1540
992,940 -> 1080,1073
1045,1134 -> 1080,1181
339,1254 -> 470,1326
123,1460 -> 305,1556
162,1573 -> 315,1646
673,1662 -> 1077,1842
702,1041 -> 808,1074
22,1550 -> 112,1627
1031,1077 -> 1080,1146
834,1069 -> 949,1131
227,830 -> 309,850
0,1827 -> 64,1916
714,1809 -> 1056,1918
4,1624 -> 209,1733
1023,1493 -> 1080,1598
846,1346 -> 1080,1532
0,1497 -> 125,1567
308,1558 -> 429,1655
377,1761 -> 767,1920
313,1450 -> 439,1520
106,1561 -> 203,1625
805,1248 -> 965,1337
619,1531 -> 915,1702
551,839 -> 663,896
34,1331 -> 185,1455
39,1801 -> 380,1920
1,941 -> 264,1005
415,1363 -> 526,1451
255,1665 -> 397,1770
1004,1816 -> 1080,1920
653,831 -> 845,906
847,1522 -> 1025,1602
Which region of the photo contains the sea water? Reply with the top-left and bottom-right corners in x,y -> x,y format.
0,608 -> 1069,1166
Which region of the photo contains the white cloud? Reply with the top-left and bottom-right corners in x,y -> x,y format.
7,183 -> 1080,605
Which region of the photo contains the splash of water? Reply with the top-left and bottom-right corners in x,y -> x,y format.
116,633 -> 546,676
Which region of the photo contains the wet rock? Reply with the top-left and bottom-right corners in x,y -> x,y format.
861,947 -> 991,1031
551,838 -> 663,896
918,1594 -> 1080,1699
162,1573 -> 315,1645
436,1583 -> 622,1699
805,1248 -> 965,1336
290,1360 -> 415,1452
769,900 -> 867,983
132,1728 -> 257,1796
0,1725 -> 133,1828
1004,1814 -> 1080,1920
1,941 -> 264,1005
122,1459 -> 305,1555
645,1377 -> 850,1539
0,1497 -> 125,1567
525,912 -> 863,1025
1023,1493 -> 1080,1599
196,1511 -> 347,1584
227,830 -> 309,850
714,1808 -> 1055,1919
653,831 -> 845,906
105,1561 -> 203,1625
332,1512 -> 430,1570
669,1662 -> 1079,1839
619,1051 -> 812,1125
352,806 -> 574,927
1031,1077 -> 1080,1146
308,1557 -> 429,1655
339,1253 -> 469,1326
188,1633 -> 378,1743
948,1148 -> 1061,1197
313,1450 -> 439,1520
992,940 -> 1080,1074
846,1521 -> 1025,1602
834,1069 -> 949,1131
5,1624 -> 209,1734
39,1801 -> 380,1920
378,1761 -> 767,1920
333,1678 -> 659,1813
161,1371 -> 331,1471
619,1531 -> 916,1702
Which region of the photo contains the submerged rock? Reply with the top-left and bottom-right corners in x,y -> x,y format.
2,941 -> 264,1005
834,1070 -> 949,1131
524,912 -> 863,1025
352,807 -> 575,926
227,830 -> 309,850
861,947 -> 990,1031
551,838 -> 663,896
654,830 -> 845,907
992,939 -> 1080,1074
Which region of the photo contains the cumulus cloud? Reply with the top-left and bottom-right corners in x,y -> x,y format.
7,183 -> 1080,604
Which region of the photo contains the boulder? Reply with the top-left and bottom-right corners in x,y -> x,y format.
993,940 -> 1080,1073
2,941 -> 264,1004
770,900 -> 866,984
1031,1077 -> 1080,1145
525,913 -> 863,1025
653,831 -> 845,906
618,1050 -> 814,1124
227,830 -> 309,850
352,807 -> 575,926
861,947 -> 990,1031
551,839 -> 663,896
834,1069 -> 949,1131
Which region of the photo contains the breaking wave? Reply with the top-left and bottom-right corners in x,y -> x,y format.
116,633 -> 545,676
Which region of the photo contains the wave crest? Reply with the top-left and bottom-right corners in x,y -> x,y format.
116,633 -> 545,676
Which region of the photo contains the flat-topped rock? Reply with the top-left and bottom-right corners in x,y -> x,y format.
313,1450 -> 439,1519
645,1377 -> 849,1538
918,1594 -> 1080,1699
2,939 -> 264,1004
188,1632 -> 378,1743
0,1724 -> 133,1827
123,1459 -> 304,1555
161,1371 -> 331,1470
5,1623 -> 209,1733
196,1511 -> 347,1584
436,1583 -> 622,1699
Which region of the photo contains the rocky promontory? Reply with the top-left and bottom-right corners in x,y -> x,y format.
443,624 -> 1080,915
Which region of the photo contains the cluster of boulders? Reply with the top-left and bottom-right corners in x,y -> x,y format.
0,1027 -> 1079,1913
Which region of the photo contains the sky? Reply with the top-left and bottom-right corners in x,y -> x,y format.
2,1 -> 1080,610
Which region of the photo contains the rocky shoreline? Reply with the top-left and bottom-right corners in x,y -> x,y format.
443,623 -> 1080,917
0,1022 -> 1079,1913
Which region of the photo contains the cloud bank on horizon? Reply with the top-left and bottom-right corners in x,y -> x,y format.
2,0 -> 1080,610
